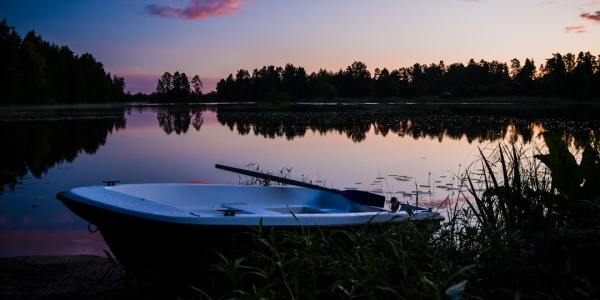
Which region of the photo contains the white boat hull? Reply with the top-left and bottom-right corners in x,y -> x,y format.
57,184 -> 442,274
58,184 -> 442,227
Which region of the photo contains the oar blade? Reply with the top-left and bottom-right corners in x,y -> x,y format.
339,190 -> 385,208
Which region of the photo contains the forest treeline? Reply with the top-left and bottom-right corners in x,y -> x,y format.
0,20 -> 125,104
152,71 -> 204,101
3,19 -> 600,104
215,53 -> 600,102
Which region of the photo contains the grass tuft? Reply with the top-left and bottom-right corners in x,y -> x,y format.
182,132 -> 600,299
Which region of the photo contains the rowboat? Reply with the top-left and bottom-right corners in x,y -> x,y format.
58,183 -> 441,227
57,183 -> 442,273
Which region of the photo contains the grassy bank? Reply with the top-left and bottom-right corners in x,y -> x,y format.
187,132 -> 599,299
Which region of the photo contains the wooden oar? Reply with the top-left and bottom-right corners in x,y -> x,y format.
215,164 -> 386,208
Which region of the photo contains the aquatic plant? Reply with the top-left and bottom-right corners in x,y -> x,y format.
450,134 -> 600,298
181,133 -> 600,299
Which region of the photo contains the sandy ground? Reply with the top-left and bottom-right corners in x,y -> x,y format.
0,255 -> 172,299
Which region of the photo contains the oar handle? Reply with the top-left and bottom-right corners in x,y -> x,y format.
215,164 -> 336,193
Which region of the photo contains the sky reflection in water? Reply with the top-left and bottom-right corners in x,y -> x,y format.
0,104 -> 597,257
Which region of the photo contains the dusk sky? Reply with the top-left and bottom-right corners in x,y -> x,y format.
2,0 -> 599,93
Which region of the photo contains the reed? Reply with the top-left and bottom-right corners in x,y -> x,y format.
192,223 -> 461,299
186,133 -> 599,299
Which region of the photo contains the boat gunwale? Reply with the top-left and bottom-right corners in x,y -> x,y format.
57,184 -> 443,227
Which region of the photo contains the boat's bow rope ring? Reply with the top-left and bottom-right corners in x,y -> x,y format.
87,223 -> 98,233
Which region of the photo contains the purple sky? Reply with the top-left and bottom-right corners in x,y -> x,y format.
2,0 -> 599,94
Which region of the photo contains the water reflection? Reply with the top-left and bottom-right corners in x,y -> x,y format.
0,103 -> 598,257
0,110 -> 126,193
156,106 -> 205,135
1,104 -> 599,193
216,107 -> 599,145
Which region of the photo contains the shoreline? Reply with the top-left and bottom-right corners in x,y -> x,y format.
0,255 -> 152,299
0,96 -> 599,110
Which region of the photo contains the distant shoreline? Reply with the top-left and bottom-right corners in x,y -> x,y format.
1,96 -> 599,110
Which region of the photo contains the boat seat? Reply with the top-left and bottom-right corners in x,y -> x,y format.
221,204 -> 273,215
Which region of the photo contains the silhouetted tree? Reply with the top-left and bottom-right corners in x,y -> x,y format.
510,59 -> 522,79
343,61 -> 371,97
156,72 -> 172,95
517,59 -> 536,83
573,52 -> 597,99
216,74 -> 236,100
373,68 -> 397,97
542,53 -> 567,96
212,52 -> 599,102
282,64 -> 308,99
191,75 -> 203,97
537,52 -> 598,99
0,20 -> 125,104
307,69 -> 337,99
172,72 -> 190,98
0,19 -> 22,102
510,58 -> 537,94
155,71 -> 200,101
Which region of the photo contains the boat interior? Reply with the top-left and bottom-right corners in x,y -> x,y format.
106,184 -> 388,216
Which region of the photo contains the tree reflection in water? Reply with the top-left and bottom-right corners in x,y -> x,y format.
156,106 -> 206,135
1,104 -> 598,193
0,109 -> 126,192
215,108 -> 599,146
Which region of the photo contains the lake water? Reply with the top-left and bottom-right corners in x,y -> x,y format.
1,103 -> 598,257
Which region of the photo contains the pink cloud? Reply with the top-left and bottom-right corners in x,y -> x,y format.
146,0 -> 247,20
564,25 -> 587,33
580,11 -> 600,23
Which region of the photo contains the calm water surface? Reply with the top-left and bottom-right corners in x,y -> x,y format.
1,103 -> 598,256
